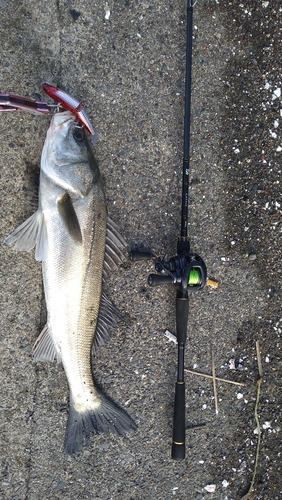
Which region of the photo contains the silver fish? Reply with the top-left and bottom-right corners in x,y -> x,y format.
4,110 -> 136,454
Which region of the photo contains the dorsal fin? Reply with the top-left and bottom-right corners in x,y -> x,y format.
92,293 -> 121,352
103,217 -> 127,279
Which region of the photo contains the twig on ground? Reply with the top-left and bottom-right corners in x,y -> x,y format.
184,368 -> 244,386
256,340 -> 263,378
211,347 -> 219,415
241,340 -> 263,500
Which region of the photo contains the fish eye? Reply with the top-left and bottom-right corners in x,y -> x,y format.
73,128 -> 85,142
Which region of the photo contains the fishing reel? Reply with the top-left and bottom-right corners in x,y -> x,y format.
130,240 -> 207,292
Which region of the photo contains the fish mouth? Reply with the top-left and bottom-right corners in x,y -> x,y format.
52,110 -> 78,130
47,110 -> 80,142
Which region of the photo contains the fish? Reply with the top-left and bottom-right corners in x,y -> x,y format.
4,110 -> 136,454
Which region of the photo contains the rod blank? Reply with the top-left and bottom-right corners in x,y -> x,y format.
171,0 -> 194,460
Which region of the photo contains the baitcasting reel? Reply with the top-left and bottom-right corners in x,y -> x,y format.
130,244 -> 207,292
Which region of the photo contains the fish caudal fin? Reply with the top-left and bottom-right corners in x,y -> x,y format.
64,392 -> 137,455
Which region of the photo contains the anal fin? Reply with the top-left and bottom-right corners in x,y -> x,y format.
33,324 -> 61,363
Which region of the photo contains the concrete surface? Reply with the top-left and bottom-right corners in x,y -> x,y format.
0,1 -> 281,499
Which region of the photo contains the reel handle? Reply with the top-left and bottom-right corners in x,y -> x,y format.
129,250 -> 152,262
148,274 -> 174,286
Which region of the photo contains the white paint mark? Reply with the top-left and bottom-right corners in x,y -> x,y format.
164,330 -> 177,343
269,129 -> 277,138
229,359 -> 236,370
272,88 -> 281,100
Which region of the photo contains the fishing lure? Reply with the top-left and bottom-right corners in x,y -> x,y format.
0,84 -> 95,135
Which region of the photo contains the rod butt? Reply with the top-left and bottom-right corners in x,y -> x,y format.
171,441 -> 185,460
171,381 -> 186,460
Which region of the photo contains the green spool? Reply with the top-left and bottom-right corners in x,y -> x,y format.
188,269 -> 201,286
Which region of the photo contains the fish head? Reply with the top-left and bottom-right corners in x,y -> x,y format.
41,110 -> 98,198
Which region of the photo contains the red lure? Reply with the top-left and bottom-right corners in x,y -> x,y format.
42,83 -> 95,135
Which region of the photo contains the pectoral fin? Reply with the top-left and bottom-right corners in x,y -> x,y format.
57,193 -> 82,244
4,210 -> 48,262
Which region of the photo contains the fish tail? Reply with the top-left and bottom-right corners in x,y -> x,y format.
64,392 -> 137,455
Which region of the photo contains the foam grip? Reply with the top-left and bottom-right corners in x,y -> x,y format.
176,295 -> 189,344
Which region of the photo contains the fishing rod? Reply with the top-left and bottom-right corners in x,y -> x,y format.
130,0 -> 210,460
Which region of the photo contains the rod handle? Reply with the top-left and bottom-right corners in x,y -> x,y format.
172,381 -> 185,460
176,294 -> 189,344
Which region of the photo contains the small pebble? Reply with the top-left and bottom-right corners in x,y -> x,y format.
204,484 -> 216,492
248,253 -> 257,261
